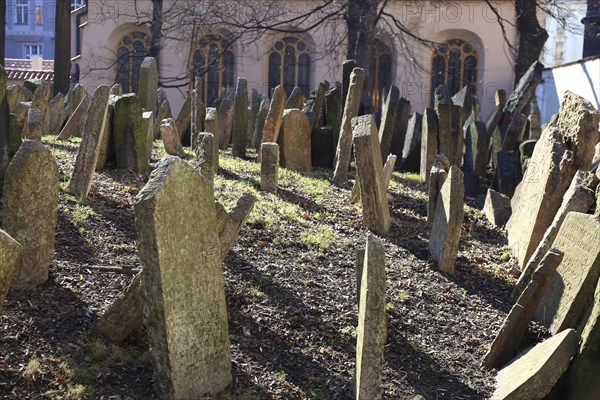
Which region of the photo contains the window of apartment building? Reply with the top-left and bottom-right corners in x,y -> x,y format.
366,38 -> 393,113
268,36 -> 312,98
36,2 -> 43,25
116,31 -> 150,93
431,39 -> 478,96
192,33 -> 235,106
71,0 -> 86,10
16,0 -> 29,24
24,44 -> 43,59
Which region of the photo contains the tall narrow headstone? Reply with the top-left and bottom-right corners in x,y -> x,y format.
400,112 -> 422,172
248,88 -> 259,145
32,81 -> 51,134
58,96 -> 90,140
251,96 -> 269,149
154,99 -> 172,139
342,60 -> 356,108
333,67 -> 365,186
355,233 -> 386,400
138,57 -> 158,115
428,165 -> 464,274
216,193 -> 257,260
279,109 -> 311,172
420,108 -> 439,181
135,156 -> 231,398
352,115 -> 391,235
217,98 -> 234,150
175,95 -> 192,144
0,229 -> 22,307
427,155 -> 449,223
260,85 -> 286,146
113,94 -> 150,173
232,78 -> 248,158
2,140 -> 58,290
325,86 -> 342,161
192,132 -> 215,189
68,85 -> 111,198
389,98 -> 411,162
261,142 -> 279,194
96,94 -> 120,170
285,86 -> 304,109
434,85 -> 453,161
204,107 -> 219,168
378,85 -> 400,164
47,93 -> 65,135
22,108 -> 42,141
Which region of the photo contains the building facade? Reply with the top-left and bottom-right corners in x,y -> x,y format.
74,1 -> 520,119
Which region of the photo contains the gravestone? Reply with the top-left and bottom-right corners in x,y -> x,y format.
534,212 -> 600,334
260,85 -> 286,146
472,120 -> 490,178
501,112 -> 528,152
66,84 -> 87,120
154,99 -> 172,139
8,114 -> 23,157
483,189 -> 511,227
341,60 -> 356,107
482,249 -> 564,369
434,85 -> 453,162
355,233 -> 386,400
428,165 -> 464,274
400,112 -> 422,172
143,111 -> 154,159
427,155 -> 450,223
311,126 -> 334,168
160,118 -> 183,156
325,86 -> 342,162
513,171 -> 595,300
279,109 -> 311,172
32,81 -> 51,133
2,140 -> 58,290
333,67 -> 365,186
57,96 -> 90,140
504,61 -> 544,116
113,94 -> 150,173
96,94 -> 120,170
192,132 -> 215,189
251,96 -> 269,149
382,154 -> 398,191
68,85 -> 111,198
216,193 -> 257,260
96,273 -> 143,343
285,86 -> 304,109
7,84 -> 32,112
232,78 -> 248,158
110,83 -> 123,96
491,329 -> 579,400
0,229 -> 22,307
420,108 -> 438,181
135,156 -> 231,398
157,87 -> 167,106
138,57 -> 158,115
22,108 -> 42,141
47,93 -> 65,135
175,95 -> 191,144
352,115 -> 390,235
217,98 -> 234,150
308,81 -> 328,128
261,142 -> 279,194
495,151 -> 522,198
519,139 -> 537,174
204,107 -> 219,168
506,92 -> 600,268
378,86 -> 400,164
190,77 -> 205,150
248,88 -> 259,144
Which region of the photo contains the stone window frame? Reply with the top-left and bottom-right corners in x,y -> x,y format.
267,34 -> 314,98
15,0 -> 30,25
191,30 -> 236,107
116,30 -> 150,94
431,38 -> 479,97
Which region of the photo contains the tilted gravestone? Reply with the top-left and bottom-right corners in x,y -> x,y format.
58,95 -> 90,140
2,140 -> 58,290
285,86 -> 304,109
279,109 -> 311,172
341,59 -> 356,107
7,84 -> 32,112
0,229 -> 23,307
400,112 -> 422,172
154,99 -> 172,140
217,98 -> 234,150
248,88 -> 259,145
261,142 -> 279,194
216,193 -> 257,260
113,94 -> 150,173
378,85 -> 400,164
138,57 -> 158,116
427,155 -> 450,223
96,94 -> 120,170
506,92 -> 599,269
389,98 -> 411,162
534,212 -> 600,334
47,93 -> 65,135
325,86 -> 342,162
352,115 -> 390,235
232,78 -> 248,158
160,118 -> 183,156
355,233 -> 386,399
175,95 -> 191,145
428,165 -> 464,274
420,108 -> 438,181
192,132 -> 215,189
135,156 -> 231,398
494,151 -> 522,198
68,85 -> 111,198
333,67 -> 365,186
190,77 -> 205,150
260,85 -> 286,147
483,189 -> 511,227
32,81 -> 51,134
251,96 -> 269,150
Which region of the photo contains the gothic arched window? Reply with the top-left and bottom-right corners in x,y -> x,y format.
116,31 -> 150,93
268,36 -> 311,97
366,38 -> 393,113
431,39 -> 478,96
192,33 -> 235,106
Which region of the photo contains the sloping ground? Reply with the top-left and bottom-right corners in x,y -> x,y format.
0,136 -> 547,399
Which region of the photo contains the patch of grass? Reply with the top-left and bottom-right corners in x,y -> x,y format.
385,302 -> 396,313
85,339 -> 108,362
275,369 -> 288,380
72,203 -> 95,227
225,390 -> 263,400
65,383 -> 88,399
299,225 -> 338,251
25,358 -> 41,377
399,290 -> 411,303
68,137 -> 83,143
249,284 -> 265,298
340,325 -> 357,340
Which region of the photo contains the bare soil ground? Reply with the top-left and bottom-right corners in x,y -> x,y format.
0,136 -> 548,399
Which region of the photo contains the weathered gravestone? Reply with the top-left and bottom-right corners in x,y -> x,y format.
215,193 -> 257,260
135,156 -> 231,398
483,189 -> 512,227
494,151 -> 522,198
420,108 -> 438,181
355,233 -> 386,400
325,86 -> 342,162
279,109 -> 311,172
191,132 -> 215,189
379,85 -> 400,164
68,85 -> 111,198
113,94 -> 150,173
0,229 -> 22,307
285,86 -> 304,109
154,99 -> 172,140
57,96 -> 90,140
400,112 -> 422,172
482,249 -> 564,369
138,57 -> 158,115
261,142 -> 279,194
251,96 -> 269,149
427,155 -> 450,223
260,85 -> 287,147
175,95 -> 192,145
341,59 -> 356,107
307,81 -> 328,128
7,84 -> 32,112
434,85 -> 453,164
32,81 -> 51,133
22,108 -> 42,141
512,170 -> 595,300
143,111 -> 154,160
506,92 -> 600,269
534,212 -> 600,334
217,98 -> 234,150
8,114 -> 23,157
66,83 -> 87,121
352,115 -> 391,235
311,126 -> 334,168
96,94 -> 120,170
382,154 -> 398,192
232,78 -> 248,158
561,277 -> 600,399
428,165 -> 464,274
2,140 -> 58,290
47,93 -> 65,135
248,88 -> 259,145
491,328 -> 579,400
160,118 -> 183,156
390,98 -> 411,162
333,67 -> 365,186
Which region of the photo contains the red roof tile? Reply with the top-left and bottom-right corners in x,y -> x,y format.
4,58 -> 54,82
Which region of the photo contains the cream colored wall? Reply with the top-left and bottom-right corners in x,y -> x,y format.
77,0 -> 518,121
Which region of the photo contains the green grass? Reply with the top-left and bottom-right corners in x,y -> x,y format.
340,325 -> 357,340
72,203 -> 95,227
299,225 -> 338,251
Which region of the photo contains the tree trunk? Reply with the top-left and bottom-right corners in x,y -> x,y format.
0,1 -> 9,182
514,0 -> 548,85
54,0 -> 71,96
0,1 -> 5,64
345,0 -> 380,69
149,0 -> 163,62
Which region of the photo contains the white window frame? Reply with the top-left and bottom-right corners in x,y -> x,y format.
24,44 -> 43,59
15,0 -> 30,25
71,0 -> 86,10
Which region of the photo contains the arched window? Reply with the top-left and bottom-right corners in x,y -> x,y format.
268,36 -> 311,97
431,39 -> 478,97
192,33 -> 235,106
116,31 -> 150,93
366,38 -> 393,113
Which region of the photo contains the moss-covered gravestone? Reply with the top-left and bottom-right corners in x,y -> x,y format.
138,57 -> 158,116
232,78 -> 248,158
113,94 -> 149,173
0,229 -> 22,307
135,156 -> 231,398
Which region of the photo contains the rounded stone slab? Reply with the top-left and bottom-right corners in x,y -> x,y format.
2,140 -> 59,290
